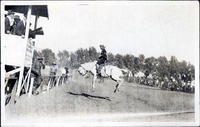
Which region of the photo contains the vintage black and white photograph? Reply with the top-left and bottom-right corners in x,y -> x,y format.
1,1 -> 199,126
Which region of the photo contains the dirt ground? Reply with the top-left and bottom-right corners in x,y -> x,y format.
4,71 -> 195,126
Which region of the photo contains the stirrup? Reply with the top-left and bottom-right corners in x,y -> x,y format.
97,73 -> 101,78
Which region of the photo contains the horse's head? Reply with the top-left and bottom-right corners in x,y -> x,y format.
78,61 -> 97,76
77,66 -> 87,76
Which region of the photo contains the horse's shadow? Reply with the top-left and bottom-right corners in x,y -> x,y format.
67,92 -> 111,101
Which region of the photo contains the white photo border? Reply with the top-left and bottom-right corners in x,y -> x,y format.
1,1 -> 199,126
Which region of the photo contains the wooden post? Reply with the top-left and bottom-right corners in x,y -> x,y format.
25,6 -> 35,93
56,76 -> 61,87
24,6 -> 32,41
26,72 -> 30,93
62,77 -> 64,85
26,41 -> 35,93
21,69 -> 30,89
2,66 -> 6,124
26,69 -> 31,93
6,68 -> 21,77
16,67 -> 24,97
34,15 -> 38,30
47,78 -> 51,92
16,6 -> 32,97
28,77 -> 34,97
2,67 -> 6,107
52,76 -> 56,86
5,79 -> 9,90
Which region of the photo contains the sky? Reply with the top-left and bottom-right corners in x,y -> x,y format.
34,1 -> 198,64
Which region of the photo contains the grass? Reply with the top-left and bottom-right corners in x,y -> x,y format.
5,70 -> 194,122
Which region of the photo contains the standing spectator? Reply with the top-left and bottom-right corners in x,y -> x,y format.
5,10 -> 15,34
12,15 -> 21,35
64,67 -> 69,75
15,13 -> 27,37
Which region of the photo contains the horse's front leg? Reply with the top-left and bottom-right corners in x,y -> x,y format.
92,75 -> 97,91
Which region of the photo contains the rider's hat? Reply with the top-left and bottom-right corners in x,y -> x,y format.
7,10 -> 14,15
100,45 -> 105,49
14,15 -> 20,19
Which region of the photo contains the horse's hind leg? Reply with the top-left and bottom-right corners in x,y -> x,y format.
114,80 -> 123,93
114,83 -> 119,93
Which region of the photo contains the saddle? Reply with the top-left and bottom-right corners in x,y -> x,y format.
96,64 -> 106,78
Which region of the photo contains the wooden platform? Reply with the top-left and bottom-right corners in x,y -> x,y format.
2,34 -> 34,67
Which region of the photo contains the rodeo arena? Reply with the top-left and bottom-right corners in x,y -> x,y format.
1,5 -> 197,126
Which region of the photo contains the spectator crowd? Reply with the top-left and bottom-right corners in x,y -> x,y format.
5,10 -> 27,37
5,10 -> 43,39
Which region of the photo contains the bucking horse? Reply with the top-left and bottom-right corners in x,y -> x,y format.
77,61 -> 132,93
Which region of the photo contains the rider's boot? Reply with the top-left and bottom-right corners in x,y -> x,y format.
97,71 -> 101,78
96,64 -> 101,78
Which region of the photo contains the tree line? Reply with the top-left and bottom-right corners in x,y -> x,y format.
33,46 -> 195,91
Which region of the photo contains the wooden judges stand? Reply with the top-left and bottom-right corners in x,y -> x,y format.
2,5 -> 49,104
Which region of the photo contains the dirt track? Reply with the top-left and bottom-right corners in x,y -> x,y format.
5,71 -> 195,125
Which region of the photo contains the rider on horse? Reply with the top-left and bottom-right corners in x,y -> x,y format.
96,45 -> 107,77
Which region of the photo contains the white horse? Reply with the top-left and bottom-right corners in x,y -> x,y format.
78,61 -> 132,93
